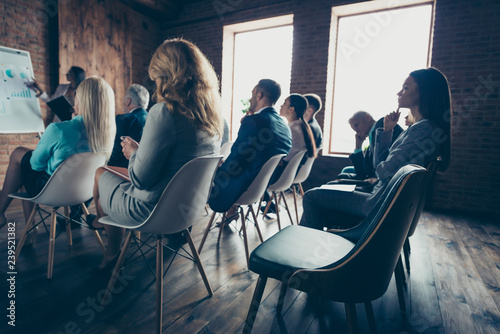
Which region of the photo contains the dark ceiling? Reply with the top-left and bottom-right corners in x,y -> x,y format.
121,0 -> 203,21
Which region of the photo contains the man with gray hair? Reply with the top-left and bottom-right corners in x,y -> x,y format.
108,84 -> 149,168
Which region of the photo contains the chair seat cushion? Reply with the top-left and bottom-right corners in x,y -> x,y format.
249,225 -> 355,281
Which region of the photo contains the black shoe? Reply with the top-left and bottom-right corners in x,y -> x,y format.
166,226 -> 192,247
260,202 -> 276,214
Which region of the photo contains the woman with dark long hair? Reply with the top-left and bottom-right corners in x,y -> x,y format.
300,67 -> 451,230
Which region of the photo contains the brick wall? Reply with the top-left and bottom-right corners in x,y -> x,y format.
159,0 -> 500,217
0,0 -> 55,184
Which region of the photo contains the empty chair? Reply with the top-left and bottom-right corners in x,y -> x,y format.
261,150 -> 307,230
243,165 -> 427,334
98,155 -> 222,334
10,152 -> 106,279
290,155 -> 316,224
198,154 -> 285,267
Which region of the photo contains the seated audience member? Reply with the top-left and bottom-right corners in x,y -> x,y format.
0,76 -> 116,230
300,67 -> 451,230
338,110 -> 404,180
303,93 -> 323,150
261,94 -> 317,213
91,38 -> 223,270
26,66 -> 86,125
208,79 -> 292,215
108,84 -> 149,168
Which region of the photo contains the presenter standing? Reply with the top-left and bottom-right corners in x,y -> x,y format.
26,66 -> 86,126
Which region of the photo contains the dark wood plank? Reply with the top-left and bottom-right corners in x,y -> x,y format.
2,197 -> 500,334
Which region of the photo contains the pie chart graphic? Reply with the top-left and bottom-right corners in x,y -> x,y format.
5,69 -> 15,78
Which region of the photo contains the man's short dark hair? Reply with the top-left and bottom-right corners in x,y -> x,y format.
257,79 -> 281,105
304,93 -> 322,114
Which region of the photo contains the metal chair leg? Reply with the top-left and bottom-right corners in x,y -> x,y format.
279,191 -> 294,225
156,235 -> 163,334
64,206 -> 72,246
292,186 -> 299,224
243,276 -> 268,334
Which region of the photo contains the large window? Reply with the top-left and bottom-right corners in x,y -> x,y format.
221,15 -> 294,140
324,0 -> 434,155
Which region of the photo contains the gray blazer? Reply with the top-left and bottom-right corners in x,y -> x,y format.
120,102 -> 219,204
363,119 -> 441,214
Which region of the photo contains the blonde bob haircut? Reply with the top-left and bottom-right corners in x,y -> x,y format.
76,76 -> 116,160
148,38 -> 222,138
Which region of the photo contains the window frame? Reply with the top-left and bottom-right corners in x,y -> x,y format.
323,0 -> 435,157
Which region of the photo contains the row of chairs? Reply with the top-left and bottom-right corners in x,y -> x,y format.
11,149 -> 317,333
11,148 -> 435,333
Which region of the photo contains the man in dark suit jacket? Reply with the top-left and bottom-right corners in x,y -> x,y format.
108,84 -> 149,168
209,79 -> 292,213
339,111 -> 404,180
303,93 -> 323,150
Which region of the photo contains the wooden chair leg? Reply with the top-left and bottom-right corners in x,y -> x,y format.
279,192 -> 294,225
261,193 -> 275,217
198,211 -> 217,253
276,283 -> 288,314
64,206 -> 72,246
239,207 -> 250,268
101,231 -> 133,307
248,206 -> 263,243
275,193 -> 282,230
292,185 -> 299,225
47,208 -> 57,279
364,302 -> 377,334
395,257 -> 407,318
298,183 -> 304,196
243,276 -> 268,334
185,229 -> 213,296
93,230 -> 105,254
345,303 -> 358,334
217,212 -> 228,243
15,204 -> 38,260
156,235 -> 163,334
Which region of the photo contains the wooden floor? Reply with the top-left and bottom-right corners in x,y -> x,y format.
1,194 -> 499,334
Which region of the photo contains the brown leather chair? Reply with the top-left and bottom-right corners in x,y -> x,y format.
243,165 -> 427,333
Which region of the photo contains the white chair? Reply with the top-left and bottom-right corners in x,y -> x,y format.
261,150 -> 307,230
99,155 -> 222,334
10,152 -> 106,279
220,140 -> 234,160
291,155 -> 316,224
198,154 -> 286,267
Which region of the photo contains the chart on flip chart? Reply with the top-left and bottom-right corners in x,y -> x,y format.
0,46 -> 44,133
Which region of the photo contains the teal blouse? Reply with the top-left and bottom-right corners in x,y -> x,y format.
30,116 -> 90,175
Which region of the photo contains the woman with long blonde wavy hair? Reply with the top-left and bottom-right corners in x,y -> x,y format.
0,75 -> 116,230
92,38 -> 222,270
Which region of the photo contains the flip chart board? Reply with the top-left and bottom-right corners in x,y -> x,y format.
0,46 -> 44,133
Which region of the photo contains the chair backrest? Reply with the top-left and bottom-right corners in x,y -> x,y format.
293,155 -> 316,185
267,150 -> 307,192
220,141 -> 234,160
29,152 -> 106,207
290,165 -> 426,303
136,155 -> 223,234
235,154 -> 286,206
407,160 -> 439,237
